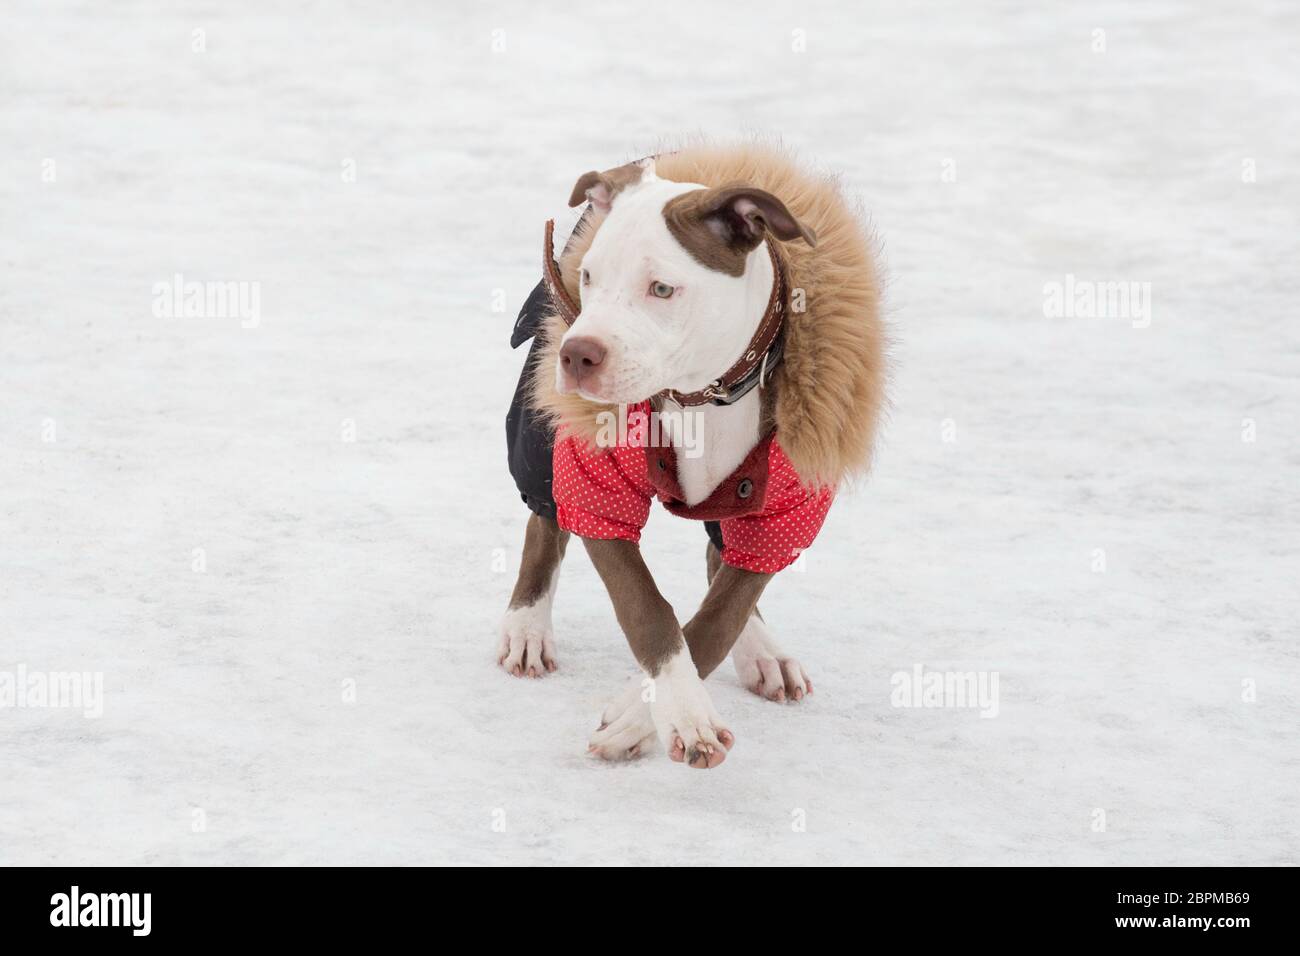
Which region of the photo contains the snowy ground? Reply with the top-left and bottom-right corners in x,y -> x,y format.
1,1 -> 1297,866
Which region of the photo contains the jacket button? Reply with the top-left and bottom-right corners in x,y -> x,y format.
737,478 -> 753,499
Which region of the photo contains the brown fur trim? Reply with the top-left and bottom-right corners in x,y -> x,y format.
529,142 -> 887,489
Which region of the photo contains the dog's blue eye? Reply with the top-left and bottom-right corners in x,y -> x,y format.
649,281 -> 674,299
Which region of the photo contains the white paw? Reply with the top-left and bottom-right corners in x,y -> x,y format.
497,604 -> 557,678
732,617 -> 812,702
588,680 -> 658,761
647,651 -> 734,769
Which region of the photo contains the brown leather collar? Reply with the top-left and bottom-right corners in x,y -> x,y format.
542,218 -> 787,407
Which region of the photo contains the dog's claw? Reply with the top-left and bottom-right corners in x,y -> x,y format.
498,606 -> 559,679
735,642 -> 812,705
588,683 -> 659,761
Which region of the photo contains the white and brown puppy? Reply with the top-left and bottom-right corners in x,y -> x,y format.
499,145 -> 886,771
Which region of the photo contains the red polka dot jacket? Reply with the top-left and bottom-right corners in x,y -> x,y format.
553,402 -> 833,573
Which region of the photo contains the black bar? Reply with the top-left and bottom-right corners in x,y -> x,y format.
0,866 -> 1288,943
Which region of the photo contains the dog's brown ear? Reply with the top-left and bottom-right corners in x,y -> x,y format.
664,184 -> 816,276
568,160 -> 649,211
698,185 -> 817,249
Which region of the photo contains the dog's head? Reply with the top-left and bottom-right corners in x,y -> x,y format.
555,158 -> 816,404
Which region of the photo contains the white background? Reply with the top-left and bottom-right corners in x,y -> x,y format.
1,1 -> 1296,865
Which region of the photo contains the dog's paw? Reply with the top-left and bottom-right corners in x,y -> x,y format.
497,604 -> 557,678
587,680 -> 657,761
648,651 -> 734,769
732,619 -> 812,702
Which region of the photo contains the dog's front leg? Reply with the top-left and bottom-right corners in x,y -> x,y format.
498,513 -> 568,677
681,567 -> 769,697
702,541 -> 810,701
681,559 -> 773,679
583,538 -> 734,769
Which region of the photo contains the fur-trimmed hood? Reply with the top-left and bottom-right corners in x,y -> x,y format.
531,142 -> 886,489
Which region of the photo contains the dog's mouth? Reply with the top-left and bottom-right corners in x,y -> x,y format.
557,359 -> 658,406
559,376 -> 648,406
575,384 -> 616,403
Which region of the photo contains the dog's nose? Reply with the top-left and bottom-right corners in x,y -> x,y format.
560,336 -> 606,372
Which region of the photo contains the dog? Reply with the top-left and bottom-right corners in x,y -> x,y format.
500,144 -> 885,769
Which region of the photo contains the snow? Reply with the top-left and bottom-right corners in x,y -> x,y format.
1,0 -> 1297,865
